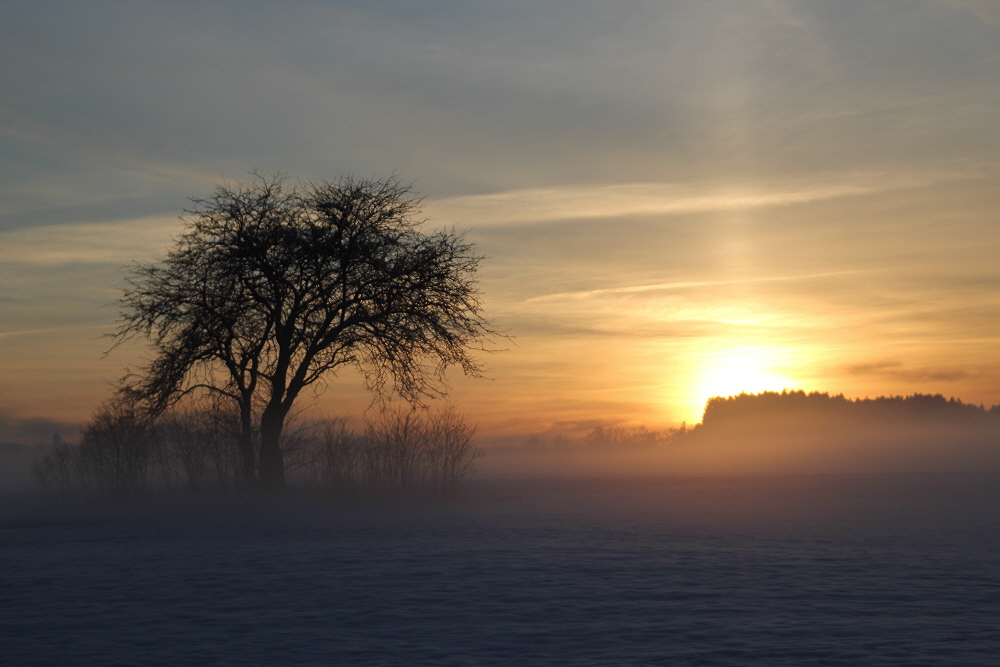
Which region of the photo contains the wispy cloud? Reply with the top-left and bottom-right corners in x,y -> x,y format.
0,106 -> 224,187
0,325 -> 107,340
525,270 -> 877,303
0,216 -> 179,265
845,360 -> 975,383
940,0 -> 1000,25
426,172 -> 961,227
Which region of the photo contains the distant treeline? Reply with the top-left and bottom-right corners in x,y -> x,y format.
698,390 -> 999,428
683,390 -> 1000,459
32,403 -> 481,501
493,391 -> 1000,452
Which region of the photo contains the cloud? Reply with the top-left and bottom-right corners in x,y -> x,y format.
424,171 -> 962,227
940,0 -> 1000,25
504,314 -> 731,340
0,325 -> 107,340
845,361 -> 974,382
0,107 -> 222,187
524,270 -> 877,303
0,216 -> 180,265
0,409 -> 78,445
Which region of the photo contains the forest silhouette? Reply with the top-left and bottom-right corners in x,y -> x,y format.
480,390 -> 1000,478
677,390 -> 1000,469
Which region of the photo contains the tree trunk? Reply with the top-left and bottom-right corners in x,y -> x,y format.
238,402 -> 257,487
258,411 -> 286,491
238,430 -> 257,487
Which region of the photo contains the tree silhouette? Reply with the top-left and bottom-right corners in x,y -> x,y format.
114,174 -> 494,490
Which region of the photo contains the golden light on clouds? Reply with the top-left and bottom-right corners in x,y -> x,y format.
0,216 -> 178,265
3,0 -> 1000,443
424,171 -> 961,228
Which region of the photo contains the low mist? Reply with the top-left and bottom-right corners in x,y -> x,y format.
6,391 -> 1000,497
479,391 -> 1000,479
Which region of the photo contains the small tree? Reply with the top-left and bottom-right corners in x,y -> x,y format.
300,416 -> 362,493
115,174 -> 495,490
160,402 -> 243,492
362,409 -> 428,494
77,394 -> 153,499
358,406 -> 480,497
33,439 -> 82,499
424,406 -> 480,496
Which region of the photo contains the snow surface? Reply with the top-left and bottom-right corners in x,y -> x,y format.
2,474 -> 999,665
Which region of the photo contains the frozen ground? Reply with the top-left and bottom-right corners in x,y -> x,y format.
2,473 -> 999,665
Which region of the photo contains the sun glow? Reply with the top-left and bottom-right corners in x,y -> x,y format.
688,346 -> 794,421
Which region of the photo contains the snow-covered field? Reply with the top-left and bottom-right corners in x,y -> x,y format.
3,473 -> 999,665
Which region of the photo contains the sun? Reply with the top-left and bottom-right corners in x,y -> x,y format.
687,345 -> 793,420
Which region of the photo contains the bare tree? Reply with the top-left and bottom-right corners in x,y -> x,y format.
159,401 -> 242,492
33,440 -> 81,499
77,394 -> 153,499
357,406 -> 480,497
295,416 -> 362,493
362,408 -> 428,494
424,406 -> 481,496
114,174 -> 495,490
161,412 -> 209,491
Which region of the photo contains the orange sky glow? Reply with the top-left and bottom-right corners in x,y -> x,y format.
2,2 -> 1000,446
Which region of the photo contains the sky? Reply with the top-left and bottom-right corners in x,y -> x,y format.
2,0 -> 1000,443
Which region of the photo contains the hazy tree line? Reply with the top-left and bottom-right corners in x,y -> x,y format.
685,390 -> 1000,452
698,390 -> 1000,427
585,423 -> 688,446
33,399 -> 481,500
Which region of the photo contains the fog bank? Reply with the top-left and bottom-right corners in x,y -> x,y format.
479,392 -> 1000,478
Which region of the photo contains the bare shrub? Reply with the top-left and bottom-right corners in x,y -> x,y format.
159,405 -> 243,492
362,409 -> 428,495
311,417 -> 363,493
359,406 -> 480,497
77,395 -> 154,499
32,400 -> 479,500
160,413 -> 209,491
33,441 -> 83,498
424,406 -> 481,496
